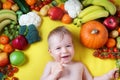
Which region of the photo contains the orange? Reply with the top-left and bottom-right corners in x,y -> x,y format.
26,0 -> 37,6
2,1 -> 12,9
106,38 -> 116,48
117,27 -> 120,35
61,13 -> 72,24
3,44 -> 14,54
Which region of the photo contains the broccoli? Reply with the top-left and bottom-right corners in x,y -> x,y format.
19,24 -> 41,44
19,25 -> 28,36
25,24 -> 41,44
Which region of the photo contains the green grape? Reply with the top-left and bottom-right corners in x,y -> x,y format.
11,21 -> 17,25
16,31 -> 19,34
16,25 -> 20,29
4,27 -> 8,30
16,10 -> 23,15
9,36 -> 13,40
4,31 -> 9,35
10,24 -> 14,29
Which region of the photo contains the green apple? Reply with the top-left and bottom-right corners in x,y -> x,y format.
10,51 -> 26,66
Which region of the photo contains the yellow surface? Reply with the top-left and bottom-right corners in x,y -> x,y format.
15,17 -> 117,80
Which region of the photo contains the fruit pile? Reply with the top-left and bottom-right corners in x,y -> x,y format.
71,0 -> 120,60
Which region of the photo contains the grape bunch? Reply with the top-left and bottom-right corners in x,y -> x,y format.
3,21 -> 20,41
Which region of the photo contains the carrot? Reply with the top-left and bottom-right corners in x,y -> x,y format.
59,3 -> 66,13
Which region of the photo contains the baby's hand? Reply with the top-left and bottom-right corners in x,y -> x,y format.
51,62 -> 63,79
107,68 -> 119,80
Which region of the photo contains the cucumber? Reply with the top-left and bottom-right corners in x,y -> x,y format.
13,0 -> 30,13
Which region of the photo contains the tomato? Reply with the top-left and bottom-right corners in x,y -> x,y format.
3,44 -> 14,54
0,35 -> 10,45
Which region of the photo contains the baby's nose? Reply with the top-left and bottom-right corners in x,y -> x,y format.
62,47 -> 68,53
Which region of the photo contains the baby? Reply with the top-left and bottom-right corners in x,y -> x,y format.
41,26 -> 119,80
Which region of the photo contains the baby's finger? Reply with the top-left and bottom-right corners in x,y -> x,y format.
114,70 -> 119,79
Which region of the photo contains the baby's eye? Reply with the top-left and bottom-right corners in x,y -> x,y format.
66,45 -> 71,47
56,47 -> 61,50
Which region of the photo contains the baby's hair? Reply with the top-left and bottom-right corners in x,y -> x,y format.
47,26 -> 72,42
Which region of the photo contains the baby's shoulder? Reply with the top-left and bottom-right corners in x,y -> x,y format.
46,61 -> 55,66
72,62 -> 85,67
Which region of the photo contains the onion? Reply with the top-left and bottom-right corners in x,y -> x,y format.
11,35 -> 28,50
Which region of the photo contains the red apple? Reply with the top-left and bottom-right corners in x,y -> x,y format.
103,16 -> 118,30
0,52 -> 9,67
11,35 -> 28,50
48,6 -> 64,20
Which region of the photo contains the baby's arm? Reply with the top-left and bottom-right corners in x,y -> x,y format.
94,68 -> 119,80
82,64 -> 119,80
82,64 -> 93,80
41,62 -> 63,80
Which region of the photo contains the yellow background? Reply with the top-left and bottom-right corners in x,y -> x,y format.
15,17 -> 117,80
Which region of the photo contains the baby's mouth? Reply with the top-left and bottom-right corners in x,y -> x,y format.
61,55 -> 70,59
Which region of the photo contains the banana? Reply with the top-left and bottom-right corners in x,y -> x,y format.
0,9 -> 16,15
0,12 -> 17,22
0,19 -> 11,32
82,0 -> 93,6
80,8 -> 109,23
91,0 -> 116,15
78,5 -> 104,18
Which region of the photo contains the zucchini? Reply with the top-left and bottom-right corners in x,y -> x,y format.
13,0 -> 30,13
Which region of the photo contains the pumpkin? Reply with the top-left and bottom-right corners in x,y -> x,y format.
80,20 -> 108,49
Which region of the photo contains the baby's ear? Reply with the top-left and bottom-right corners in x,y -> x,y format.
48,49 -> 52,56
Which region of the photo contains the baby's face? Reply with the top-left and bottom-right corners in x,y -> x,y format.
48,34 -> 74,64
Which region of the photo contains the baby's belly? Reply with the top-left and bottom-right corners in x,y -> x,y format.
58,75 -> 82,80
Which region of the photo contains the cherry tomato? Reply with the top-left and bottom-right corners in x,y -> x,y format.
109,53 -> 116,59
12,77 -> 18,80
7,71 -> 14,77
113,47 -> 119,53
34,6 -> 40,11
12,67 -> 19,73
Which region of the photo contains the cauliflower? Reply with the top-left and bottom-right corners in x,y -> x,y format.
64,0 -> 83,18
19,12 -> 41,28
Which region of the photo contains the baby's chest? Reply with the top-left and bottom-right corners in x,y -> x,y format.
59,68 -> 83,80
